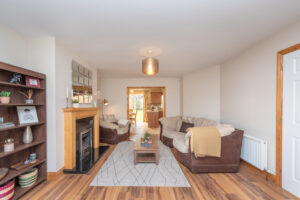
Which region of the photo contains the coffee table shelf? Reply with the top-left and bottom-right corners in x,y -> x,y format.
134,135 -> 159,165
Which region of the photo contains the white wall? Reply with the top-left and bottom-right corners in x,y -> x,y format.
0,24 -> 98,172
0,24 -> 28,67
100,78 -> 181,119
221,21 -> 300,174
182,65 -> 220,122
27,37 -> 57,171
55,41 -> 97,170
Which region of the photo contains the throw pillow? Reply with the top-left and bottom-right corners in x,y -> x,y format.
176,120 -> 182,132
180,121 -> 194,133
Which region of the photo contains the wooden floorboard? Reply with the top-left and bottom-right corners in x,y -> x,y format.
20,125 -> 298,200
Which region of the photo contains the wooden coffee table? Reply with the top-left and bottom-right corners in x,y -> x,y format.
134,135 -> 159,165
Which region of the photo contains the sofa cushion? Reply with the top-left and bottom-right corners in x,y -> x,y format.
159,116 -> 181,131
182,116 -> 193,123
163,130 -> 185,140
216,124 -> 235,137
201,119 -> 217,127
173,134 -> 189,153
176,120 -> 182,132
179,121 -> 194,133
192,117 -> 206,127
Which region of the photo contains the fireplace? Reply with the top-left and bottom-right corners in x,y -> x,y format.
63,107 -> 109,174
76,117 -> 93,172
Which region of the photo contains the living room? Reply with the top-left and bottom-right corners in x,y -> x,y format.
0,1 -> 300,199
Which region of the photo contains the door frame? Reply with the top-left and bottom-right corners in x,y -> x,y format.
276,43 -> 300,187
127,86 -> 166,120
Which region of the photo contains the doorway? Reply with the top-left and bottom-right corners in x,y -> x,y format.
281,49 -> 300,198
129,93 -> 144,123
127,87 -> 166,128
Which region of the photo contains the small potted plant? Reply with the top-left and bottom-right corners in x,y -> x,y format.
144,132 -> 151,143
72,99 -> 79,108
151,105 -> 155,111
18,89 -> 34,104
0,91 -> 11,104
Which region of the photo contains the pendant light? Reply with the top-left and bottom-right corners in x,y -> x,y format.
142,50 -> 159,75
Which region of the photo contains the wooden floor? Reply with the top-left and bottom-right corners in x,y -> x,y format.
21,124 -> 298,200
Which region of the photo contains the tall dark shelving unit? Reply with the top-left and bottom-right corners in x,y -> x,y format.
0,62 -> 47,199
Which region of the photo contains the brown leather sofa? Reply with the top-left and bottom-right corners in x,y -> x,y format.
174,129 -> 243,173
159,116 -> 244,173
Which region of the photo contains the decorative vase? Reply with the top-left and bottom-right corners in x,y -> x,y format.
23,126 -> 33,144
0,97 -> 10,104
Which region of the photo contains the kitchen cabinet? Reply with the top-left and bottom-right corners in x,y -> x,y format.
151,92 -> 162,105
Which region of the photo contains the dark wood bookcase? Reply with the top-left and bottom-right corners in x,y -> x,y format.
0,62 -> 46,199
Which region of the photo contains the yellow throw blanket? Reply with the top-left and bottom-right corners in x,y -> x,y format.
187,126 -> 221,158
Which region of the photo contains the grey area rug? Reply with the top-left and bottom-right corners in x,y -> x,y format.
90,141 -> 190,187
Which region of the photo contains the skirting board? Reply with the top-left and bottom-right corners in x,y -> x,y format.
47,167 -> 64,181
241,160 -> 276,184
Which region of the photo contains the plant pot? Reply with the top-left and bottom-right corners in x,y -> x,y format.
25,99 -> 34,104
0,97 -> 10,104
72,103 -> 79,108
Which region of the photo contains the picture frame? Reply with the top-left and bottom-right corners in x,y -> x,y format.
17,106 -> 39,125
25,76 -> 41,88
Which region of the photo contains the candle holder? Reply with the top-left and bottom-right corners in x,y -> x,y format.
66,97 -> 69,108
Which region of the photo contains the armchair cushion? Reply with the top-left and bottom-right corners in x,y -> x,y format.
103,114 -> 117,123
100,121 -> 118,130
118,119 -> 130,127
100,120 -> 130,135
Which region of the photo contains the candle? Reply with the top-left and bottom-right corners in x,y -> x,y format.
66,88 -> 69,98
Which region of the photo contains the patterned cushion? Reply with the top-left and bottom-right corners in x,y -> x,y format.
179,121 -> 194,133
201,119 -> 217,127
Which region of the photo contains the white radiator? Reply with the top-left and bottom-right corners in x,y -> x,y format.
240,134 -> 267,171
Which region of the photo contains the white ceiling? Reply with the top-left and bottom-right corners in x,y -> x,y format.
0,0 -> 300,78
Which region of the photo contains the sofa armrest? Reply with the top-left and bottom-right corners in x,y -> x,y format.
100,121 -> 118,130
188,129 -> 244,162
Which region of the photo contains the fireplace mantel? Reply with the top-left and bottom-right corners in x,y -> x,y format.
63,107 -> 100,170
